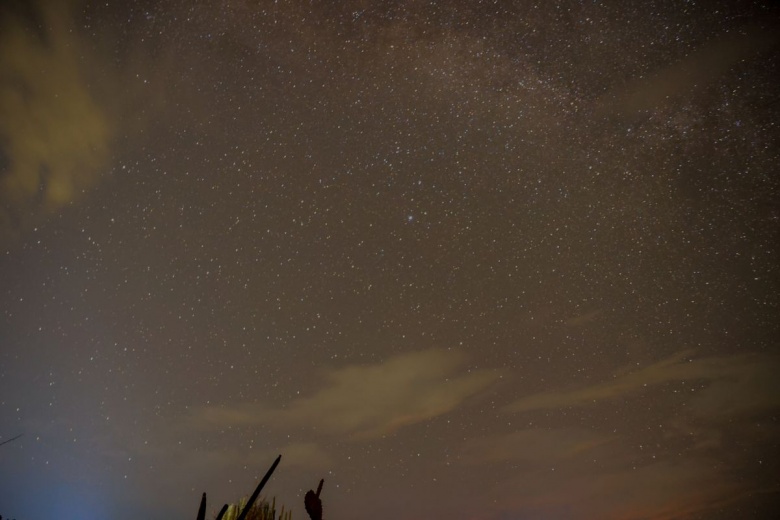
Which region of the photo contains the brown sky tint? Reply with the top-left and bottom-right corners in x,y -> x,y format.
1,1 -> 779,519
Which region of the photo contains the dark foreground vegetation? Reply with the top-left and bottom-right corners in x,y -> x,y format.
197,454 -> 325,520
0,453 -> 321,520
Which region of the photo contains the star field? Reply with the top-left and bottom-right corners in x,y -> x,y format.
1,1 -> 779,519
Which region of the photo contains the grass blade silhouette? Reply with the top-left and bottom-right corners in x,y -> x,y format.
0,434 -> 22,447
215,504 -> 229,520
196,492 -> 207,520
236,454 -> 282,520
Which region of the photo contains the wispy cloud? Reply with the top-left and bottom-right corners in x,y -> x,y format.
196,348 -> 501,439
598,23 -> 778,116
564,309 -> 602,327
460,422 -> 776,520
476,350 -> 780,519
504,350 -> 780,416
462,428 -> 613,465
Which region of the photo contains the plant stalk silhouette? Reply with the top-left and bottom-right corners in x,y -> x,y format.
0,434 -> 22,448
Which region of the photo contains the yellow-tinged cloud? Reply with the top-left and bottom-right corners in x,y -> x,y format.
197,348 -> 501,439
0,1 -> 110,233
505,350 -> 780,415
277,441 -> 333,469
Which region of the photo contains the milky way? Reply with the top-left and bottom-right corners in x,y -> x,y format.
1,2 -> 779,519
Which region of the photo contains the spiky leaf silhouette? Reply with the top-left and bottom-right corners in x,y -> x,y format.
236,455 -> 281,520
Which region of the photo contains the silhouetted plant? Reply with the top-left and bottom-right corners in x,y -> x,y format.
196,455 -> 285,520
304,479 -> 324,520
197,493 -> 207,520
0,433 -> 22,447
219,496 -> 291,520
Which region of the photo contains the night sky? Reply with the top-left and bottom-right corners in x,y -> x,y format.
1,1 -> 779,519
